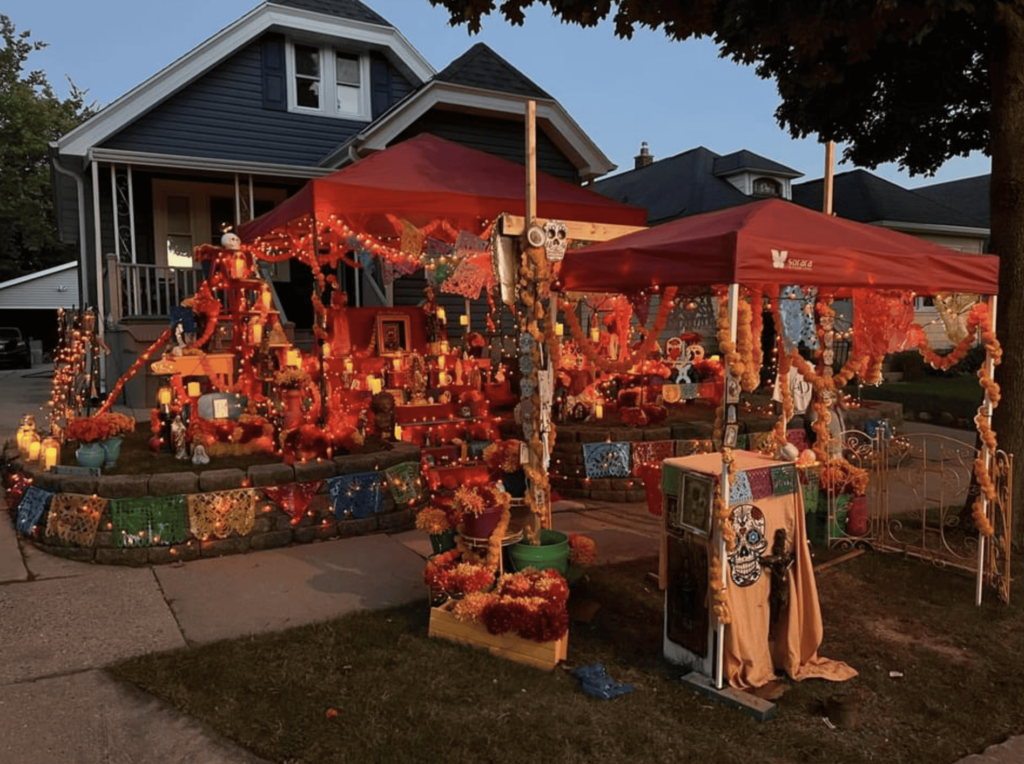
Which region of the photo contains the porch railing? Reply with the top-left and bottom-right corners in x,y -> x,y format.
106,254 -> 204,321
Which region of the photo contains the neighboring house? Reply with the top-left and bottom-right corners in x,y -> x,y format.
591,144 -> 803,225
49,0 -> 618,400
0,262 -> 79,355
914,174 -> 991,235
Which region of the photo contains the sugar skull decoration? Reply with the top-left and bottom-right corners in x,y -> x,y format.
543,219 -> 568,261
727,504 -> 768,587
221,232 -> 241,250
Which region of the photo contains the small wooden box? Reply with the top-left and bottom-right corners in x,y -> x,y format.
428,603 -> 568,671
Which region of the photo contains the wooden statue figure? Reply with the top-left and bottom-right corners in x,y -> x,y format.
758,528 -> 796,635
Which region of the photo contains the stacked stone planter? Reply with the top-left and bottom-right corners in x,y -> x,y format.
3,441 -> 422,566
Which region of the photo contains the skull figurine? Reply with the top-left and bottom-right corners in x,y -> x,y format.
221,232 -> 241,250
727,504 -> 768,587
685,343 -> 705,363
543,219 -> 568,261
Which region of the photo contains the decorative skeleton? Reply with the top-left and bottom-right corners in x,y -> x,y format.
727,504 -> 768,587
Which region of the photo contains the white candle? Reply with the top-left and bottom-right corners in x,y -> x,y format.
437,307 -> 446,323
555,323 -> 564,336
43,444 -> 58,470
28,440 -> 41,461
591,328 -> 600,343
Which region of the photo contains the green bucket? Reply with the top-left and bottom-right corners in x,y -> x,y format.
508,529 -> 570,576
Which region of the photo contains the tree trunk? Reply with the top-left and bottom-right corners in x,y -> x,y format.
989,3 -> 1024,549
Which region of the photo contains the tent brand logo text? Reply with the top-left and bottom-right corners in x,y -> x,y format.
771,249 -> 812,271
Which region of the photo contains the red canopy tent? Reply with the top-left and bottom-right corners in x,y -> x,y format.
560,198 -> 999,295
239,133 -> 646,251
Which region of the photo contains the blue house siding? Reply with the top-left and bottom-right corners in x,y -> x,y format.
394,111 -> 580,184
101,37 -> 414,167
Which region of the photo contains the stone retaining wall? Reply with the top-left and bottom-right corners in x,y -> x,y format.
4,442 -> 423,566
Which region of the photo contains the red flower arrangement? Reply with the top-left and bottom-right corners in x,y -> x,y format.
423,550 -> 496,596
481,568 -> 571,643
65,412 -> 136,444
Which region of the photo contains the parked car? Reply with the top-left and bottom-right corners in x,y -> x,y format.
0,328 -> 31,368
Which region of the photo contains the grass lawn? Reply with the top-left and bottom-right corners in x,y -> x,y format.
108,551 -> 1024,764
859,374 -> 985,421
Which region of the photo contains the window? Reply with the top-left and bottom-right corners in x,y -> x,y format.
287,42 -> 369,119
752,177 -> 781,197
166,196 -> 194,269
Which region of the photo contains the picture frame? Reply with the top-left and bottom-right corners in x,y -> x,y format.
680,473 -> 714,536
724,423 -> 739,449
725,376 -> 741,404
376,313 -> 412,356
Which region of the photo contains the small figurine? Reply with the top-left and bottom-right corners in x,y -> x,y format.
171,414 -> 188,460
759,529 -> 796,634
191,443 -> 210,465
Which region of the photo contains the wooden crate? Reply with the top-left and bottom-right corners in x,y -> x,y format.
428,603 -> 568,671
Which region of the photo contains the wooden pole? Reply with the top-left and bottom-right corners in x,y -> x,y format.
526,100 -> 537,224
823,141 -> 835,216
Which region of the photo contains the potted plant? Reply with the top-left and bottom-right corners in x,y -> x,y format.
415,502 -> 458,554
818,458 -> 870,538
452,483 -> 511,540
65,412 -> 136,469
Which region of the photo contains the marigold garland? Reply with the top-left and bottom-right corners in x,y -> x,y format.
561,287 -> 678,374
709,449 -> 738,626
715,290 -> 760,392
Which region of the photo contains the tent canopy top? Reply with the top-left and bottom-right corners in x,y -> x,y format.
560,198 -> 999,296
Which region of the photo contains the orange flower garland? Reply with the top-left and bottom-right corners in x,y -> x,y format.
912,302 -> 1002,537
562,287 -> 678,375
715,290 -> 760,392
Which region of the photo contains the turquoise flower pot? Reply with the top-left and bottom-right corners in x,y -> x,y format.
101,436 -> 124,469
75,442 -> 106,470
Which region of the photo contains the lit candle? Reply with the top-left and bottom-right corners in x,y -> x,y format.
252,323 -> 263,344
322,343 -> 332,358
233,254 -> 247,279
710,355 -> 720,362
344,358 -> 354,373
261,288 -> 272,309
555,323 -> 564,336
440,341 -> 449,354
591,328 -> 600,343
437,355 -> 446,369
595,403 -> 604,419
28,440 -> 40,462
460,314 -> 469,326
187,382 -> 201,398
393,357 -> 402,371
437,307 -> 446,323
369,377 -> 382,395
286,349 -> 301,367
394,424 -> 403,441
43,441 -> 59,470
157,387 -> 172,406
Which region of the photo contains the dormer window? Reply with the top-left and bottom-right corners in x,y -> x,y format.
287,41 -> 369,119
752,177 -> 781,197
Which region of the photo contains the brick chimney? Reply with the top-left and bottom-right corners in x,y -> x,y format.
634,141 -> 654,169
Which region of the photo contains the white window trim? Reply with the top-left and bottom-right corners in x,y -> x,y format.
285,40 -> 371,120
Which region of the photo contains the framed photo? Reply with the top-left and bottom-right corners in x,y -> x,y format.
724,423 -> 739,449
680,473 -> 714,536
725,377 -> 741,404
376,313 -> 412,356
726,405 -> 737,424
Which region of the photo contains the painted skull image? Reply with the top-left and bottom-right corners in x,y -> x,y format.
685,343 -> 705,363
727,504 -> 768,587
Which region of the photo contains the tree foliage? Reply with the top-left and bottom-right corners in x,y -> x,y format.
0,15 -> 95,282
429,0 -> 992,176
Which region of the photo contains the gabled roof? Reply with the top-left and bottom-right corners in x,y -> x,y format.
55,1 -> 433,159
792,170 -> 983,230
713,150 -> 802,179
325,43 -> 615,181
591,147 -> 751,225
915,174 -> 990,229
433,43 -> 551,100
0,262 -> 77,291
271,0 -> 391,26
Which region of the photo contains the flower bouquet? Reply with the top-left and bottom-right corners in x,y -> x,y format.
423,549 -> 496,599
819,457 -> 870,497
65,412 -> 136,444
450,568 -> 570,643
415,501 -> 460,554
274,368 -> 311,390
